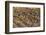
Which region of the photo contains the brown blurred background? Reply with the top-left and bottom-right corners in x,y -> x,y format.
13,7 -> 40,28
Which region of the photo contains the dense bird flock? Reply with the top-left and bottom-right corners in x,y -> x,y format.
13,7 -> 40,28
